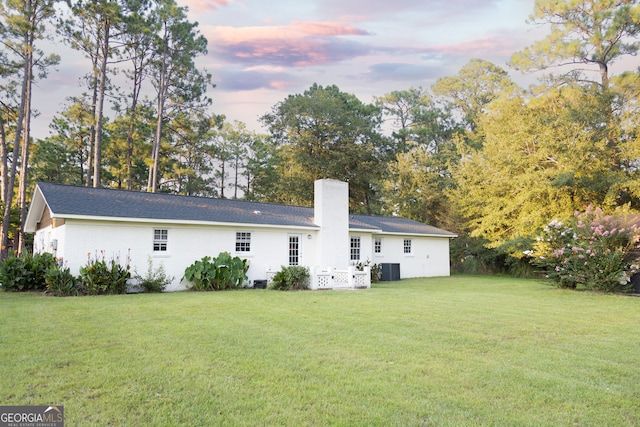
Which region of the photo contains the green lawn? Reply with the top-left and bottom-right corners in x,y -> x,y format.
1,275 -> 639,426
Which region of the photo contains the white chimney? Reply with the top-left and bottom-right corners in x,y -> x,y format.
314,179 -> 349,270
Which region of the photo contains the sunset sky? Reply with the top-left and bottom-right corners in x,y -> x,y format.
33,0 -> 552,138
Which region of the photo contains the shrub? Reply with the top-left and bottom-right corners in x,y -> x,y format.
270,266 -> 310,291
79,251 -> 131,295
355,259 -> 381,282
134,257 -> 173,293
0,252 -> 58,292
183,252 -> 249,291
530,206 -> 640,293
45,265 -> 80,297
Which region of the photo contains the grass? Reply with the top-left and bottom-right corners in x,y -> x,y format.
1,275 -> 639,426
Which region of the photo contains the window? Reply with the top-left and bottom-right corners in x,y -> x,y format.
374,237 -> 382,254
350,236 -> 361,261
289,235 -> 300,265
235,232 -> 251,252
153,229 -> 168,252
403,239 -> 412,254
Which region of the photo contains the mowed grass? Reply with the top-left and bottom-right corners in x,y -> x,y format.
1,276 -> 639,426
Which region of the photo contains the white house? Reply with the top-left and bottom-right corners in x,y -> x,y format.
25,179 -> 456,291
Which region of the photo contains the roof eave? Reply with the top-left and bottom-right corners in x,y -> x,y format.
45,213 -> 320,230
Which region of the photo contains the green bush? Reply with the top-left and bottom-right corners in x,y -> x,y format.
134,257 -> 173,293
270,266 -> 310,291
355,259 -> 381,282
79,252 -> 131,295
0,252 -> 58,292
183,252 -> 249,291
530,206 -> 640,292
45,265 -> 80,297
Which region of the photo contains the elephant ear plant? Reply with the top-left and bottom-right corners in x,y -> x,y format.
183,252 -> 249,291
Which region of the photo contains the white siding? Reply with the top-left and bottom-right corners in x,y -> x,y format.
367,234 -> 451,278
33,223 -> 451,291
36,220 -> 318,291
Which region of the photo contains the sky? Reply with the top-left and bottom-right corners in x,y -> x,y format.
32,0 -> 549,138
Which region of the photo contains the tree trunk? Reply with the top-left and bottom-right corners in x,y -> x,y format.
17,42 -> 34,254
0,60 -> 28,260
92,19 -> 110,188
233,155 -> 239,199
0,114 -> 8,204
149,25 -> 169,193
86,79 -> 98,187
150,102 -> 163,192
599,62 -> 609,89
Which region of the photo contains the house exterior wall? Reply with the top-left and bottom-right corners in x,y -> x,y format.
33,220 -> 451,291
34,219 -> 319,291
369,234 -> 451,278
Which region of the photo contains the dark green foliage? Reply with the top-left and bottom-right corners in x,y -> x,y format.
270,266 -> 310,291
450,235 -> 507,275
261,83 -> 388,213
45,265 -> 80,297
79,253 -> 131,295
0,252 -> 58,291
134,258 -> 173,293
183,252 -> 249,291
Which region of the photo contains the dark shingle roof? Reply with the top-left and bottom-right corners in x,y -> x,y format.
34,182 -> 456,237
351,214 -> 457,236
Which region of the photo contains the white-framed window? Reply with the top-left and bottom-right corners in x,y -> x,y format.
235,232 -> 251,252
374,237 -> 382,254
403,239 -> 412,254
153,229 -> 168,252
350,236 -> 361,261
289,235 -> 300,266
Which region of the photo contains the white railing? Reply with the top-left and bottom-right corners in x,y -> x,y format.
265,266 -> 370,290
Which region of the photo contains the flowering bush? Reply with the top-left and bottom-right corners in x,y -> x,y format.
530,206 -> 640,292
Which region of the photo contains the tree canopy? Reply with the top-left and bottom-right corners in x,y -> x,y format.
2,0 -> 640,280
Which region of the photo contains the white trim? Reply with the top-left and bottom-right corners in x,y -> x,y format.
235,230 -> 253,255
46,214 -> 320,231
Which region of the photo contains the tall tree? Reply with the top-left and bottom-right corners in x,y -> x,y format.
160,110 -> 218,196
43,98 -> 94,185
452,87 -> 632,256
147,0 -> 211,192
212,121 -> 250,199
510,0 -> 640,89
60,0 -> 124,188
261,83 -> 387,212
103,102 -> 154,190
0,0 -> 59,257
376,87 -> 461,224
241,133 -> 279,202
432,58 -> 518,131
117,0 -> 154,190
374,87 -> 432,153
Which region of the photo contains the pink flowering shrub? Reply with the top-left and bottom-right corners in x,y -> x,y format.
531,207 -> 640,292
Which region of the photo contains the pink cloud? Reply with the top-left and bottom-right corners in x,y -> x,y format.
427,33 -> 522,58
205,21 -> 370,67
181,0 -> 236,11
291,21 -> 369,36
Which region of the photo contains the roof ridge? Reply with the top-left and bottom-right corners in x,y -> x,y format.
36,181 -> 314,210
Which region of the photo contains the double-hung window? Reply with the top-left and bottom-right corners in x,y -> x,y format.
153,229 -> 168,252
403,239 -> 412,254
235,232 -> 251,253
350,236 -> 361,261
289,235 -> 300,265
374,237 -> 382,254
